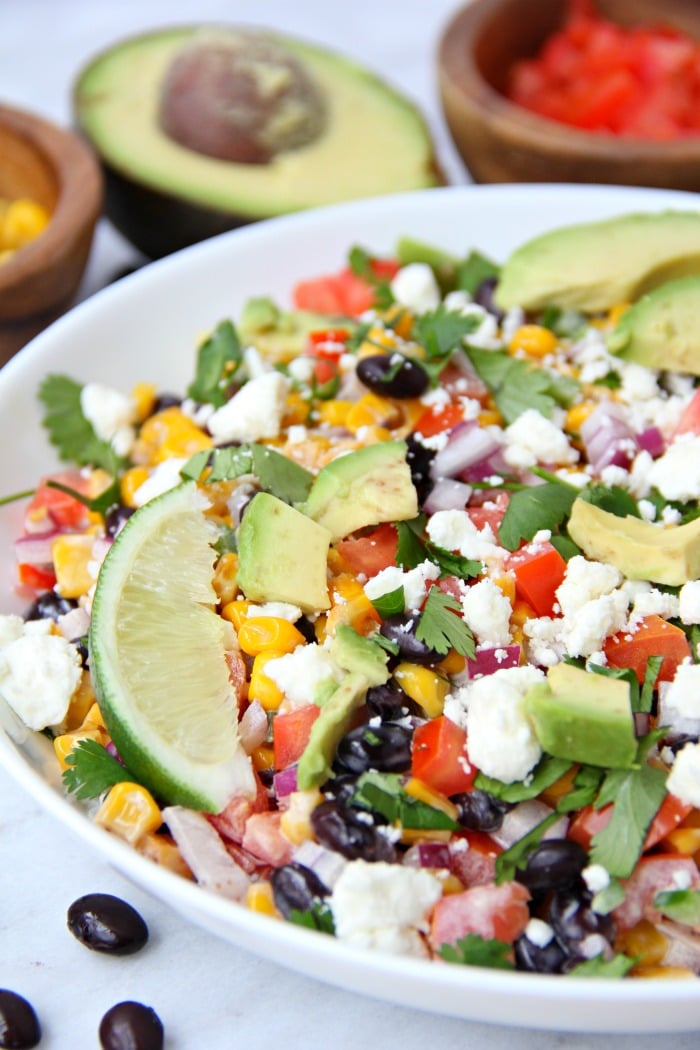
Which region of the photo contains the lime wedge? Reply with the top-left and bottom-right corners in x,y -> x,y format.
89,481 -> 254,812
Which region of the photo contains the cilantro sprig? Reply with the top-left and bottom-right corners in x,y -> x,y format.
38,375 -> 124,475
439,933 -> 514,970
465,347 -> 579,424
565,953 -> 637,979
186,320 -> 243,407
63,739 -> 137,800
412,307 -> 485,384
351,771 -> 459,831
288,902 -> 335,935
416,587 -> 475,659
396,516 -> 481,579
181,443 -> 314,505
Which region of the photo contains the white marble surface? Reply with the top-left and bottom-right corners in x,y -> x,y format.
1,2 -> 698,1046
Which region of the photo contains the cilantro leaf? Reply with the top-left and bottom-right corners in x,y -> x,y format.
396,519 -> 430,570
497,481 -> 577,552
589,762 -> 668,878
465,348 -> 565,423
62,739 -> 136,800
456,251 -> 501,296
653,888 -> 700,926
288,902 -> 335,935
439,933 -> 514,970
187,320 -> 243,407
565,953 -> 637,979
416,587 -> 475,658
412,307 -> 484,383
38,375 -> 123,474
351,771 -> 459,831
494,811 -> 561,884
369,586 -> 405,618
555,764 -> 605,813
180,443 -> 313,504
475,755 -> 573,804
579,483 -> 640,519
396,517 -> 481,579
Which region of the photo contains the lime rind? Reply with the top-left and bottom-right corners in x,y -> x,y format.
89,481 -> 255,812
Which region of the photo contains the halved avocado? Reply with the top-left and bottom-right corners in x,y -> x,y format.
72,25 -> 444,258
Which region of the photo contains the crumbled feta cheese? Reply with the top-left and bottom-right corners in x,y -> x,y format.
629,588 -> 680,624
80,382 -> 137,456
364,559 -> 440,613
582,864 -> 610,894
132,457 -> 189,507
181,397 -> 214,428
426,510 -> 504,568
523,616 -> 566,668
666,742 -> 700,808
0,633 -> 81,730
618,361 -> 659,403
286,425 -> 307,445
570,328 -> 616,384
562,590 -> 629,659
329,860 -> 442,946
679,580 -> 700,625
246,602 -> 302,622
287,357 -> 315,384
0,614 -> 25,649
264,644 -> 343,707
660,505 -> 682,527
242,345 -> 271,380
462,666 -> 544,783
208,372 -> 291,443
599,465 -> 630,489
646,434 -> 700,502
638,499 -> 657,523
502,409 -> 578,470
627,450 -> 653,499
390,263 -> 441,314
658,662 -> 700,724
556,556 -> 622,619
441,292 -> 500,349
501,306 -> 525,346
461,578 -> 512,647
342,926 -> 429,958
525,918 -> 554,947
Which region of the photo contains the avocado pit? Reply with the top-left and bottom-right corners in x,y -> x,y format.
158,30 -> 327,165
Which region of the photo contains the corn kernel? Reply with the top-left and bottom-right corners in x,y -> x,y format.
282,392 -> 310,426
393,663 -> 449,718
325,591 -> 381,637
251,744 -> 275,771
436,649 -> 466,676
52,533 -> 95,599
539,764 -> 580,809
662,827 -> 700,855
508,324 -> 558,359
400,826 -> 452,845
511,599 -> 536,628
316,399 -> 354,427
131,382 -> 157,422
138,831 -> 193,878
438,872 -> 466,895
345,393 -> 402,433
53,726 -> 107,770
82,702 -> 106,731
616,919 -> 667,967
404,777 -> 459,820
246,880 -> 280,918
58,672 -> 97,732
564,401 -> 596,435
608,303 -> 631,326
221,598 -> 250,630
237,617 -> 306,656
494,574 -> 517,604
94,781 -> 162,846
383,304 -> 414,340
1,198 -> 51,249
249,651 -> 286,711
120,466 -> 150,507
279,789 -> 323,845
134,407 -> 212,465
213,552 -> 239,606
477,408 -> 503,427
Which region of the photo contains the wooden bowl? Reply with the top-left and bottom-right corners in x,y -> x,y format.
0,104 -> 103,364
438,0 -> 700,187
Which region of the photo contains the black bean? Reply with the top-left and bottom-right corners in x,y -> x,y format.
150,393 -> 181,414
24,591 -> 76,622
99,1002 -> 163,1050
334,722 -> 412,776
545,889 -> 616,952
380,613 -> 442,665
365,682 -> 419,721
473,275 -> 505,321
513,932 -> 568,975
311,799 -> 397,862
105,505 -> 135,538
0,990 -> 41,1049
294,615 -> 318,644
452,789 -> 510,833
356,354 -> 430,399
516,839 -> 589,893
270,862 -> 329,918
405,433 -> 436,504
67,893 -> 149,955
664,731 -> 700,755
322,772 -> 360,806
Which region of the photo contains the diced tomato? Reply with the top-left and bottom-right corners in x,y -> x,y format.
645,793 -> 694,851
504,541 -> 567,617
17,564 -> 57,591
413,402 -> 466,439
334,523 -> 398,576
568,792 -> 693,854
567,802 -> 612,852
429,881 -> 531,950
450,830 -> 502,889
612,854 -> 700,931
25,471 -> 90,530
272,703 -> 321,770
307,328 -> 350,359
293,259 -> 398,317
242,811 -> 293,867
673,388 -> 700,438
312,358 -> 339,386
603,614 -> 691,685
467,492 -> 509,533
209,773 -> 270,843
411,716 -> 477,797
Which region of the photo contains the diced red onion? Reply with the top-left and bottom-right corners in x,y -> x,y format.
580,403 -> 636,473
430,421 -> 502,480
636,426 -> 665,458
239,700 -> 268,754
292,840 -> 347,888
403,842 -> 452,869
467,644 -> 522,679
491,800 -> 569,850
57,605 -> 90,642
459,449 -> 510,483
14,531 -> 60,567
272,764 -> 298,799
423,478 -> 473,514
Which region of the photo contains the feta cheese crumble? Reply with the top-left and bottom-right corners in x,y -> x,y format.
80,382 -> 137,457
0,626 -> 82,731
666,742 -> 700,808
264,644 -> 343,707
459,666 -> 544,783
208,372 -> 291,443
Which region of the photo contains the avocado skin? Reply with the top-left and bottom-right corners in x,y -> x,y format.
608,274 -> 700,377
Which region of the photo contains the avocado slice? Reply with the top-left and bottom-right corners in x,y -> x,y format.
303,440 -> 418,541
296,671 -> 369,790
329,625 -> 390,688
238,297 -> 354,363
495,211 -> 700,314
73,26 -> 443,258
608,275 -> 700,376
568,497 -> 700,587
237,492 -> 331,613
525,663 -> 636,769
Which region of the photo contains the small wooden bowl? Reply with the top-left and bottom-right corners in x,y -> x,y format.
438,0 -> 700,188
0,104 -> 103,364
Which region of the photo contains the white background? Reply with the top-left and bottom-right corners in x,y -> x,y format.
1,1 -> 698,1046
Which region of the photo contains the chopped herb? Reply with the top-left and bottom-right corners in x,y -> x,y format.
412,307 -> 484,384
593,371 -> 622,391
549,533 -> 581,561
416,587 -> 475,659
396,517 -> 481,579
475,755 -> 573,804
213,524 -> 237,555
455,251 -> 501,296
370,586 -> 405,618
180,443 -> 313,504
580,483 -> 640,519
555,765 -> 605,813
186,320 -> 243,407
591,878 -> 626,916
0,488 -> 36,506
439,933 -> 514,970
38,375 -> 123,474
565,953 -> 637,978
351,771 -> 459,831
497,481 -> 577,552
539,305 -> 587,338
47,477 -> 121,519
395,519 -> 429,570
494,811 -> 561,884
653,888 -> 700,926
589,761 -> 668,878
370,632 -> 400,657
63,738 -> 136,800
465,347 -> 577,424
288,902 -> 336,935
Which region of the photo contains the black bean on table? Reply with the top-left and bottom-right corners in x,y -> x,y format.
67,893 -> 149,955
334,722 -> 413,776
515,839 -> 588,894
0,990 -> 41,1049
270,862 -> 330,918
98,1001 -> 163,1050
311,799 -> 397,863
356,354 -> 430,399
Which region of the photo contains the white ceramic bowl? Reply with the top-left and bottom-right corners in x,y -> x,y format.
1,183 -> 699,1033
